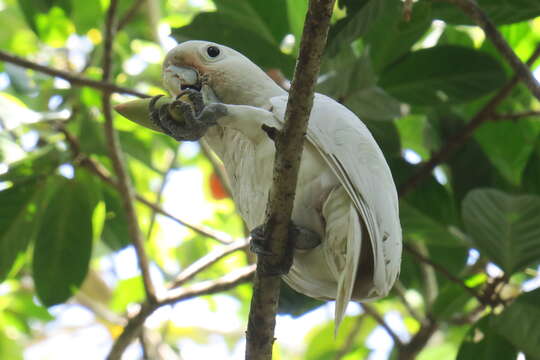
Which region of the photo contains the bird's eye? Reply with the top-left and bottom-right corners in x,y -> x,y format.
206,46 -> 220,58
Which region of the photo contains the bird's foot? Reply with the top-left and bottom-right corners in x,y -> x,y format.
149,89 -> 227,141
249,222 -> 321,276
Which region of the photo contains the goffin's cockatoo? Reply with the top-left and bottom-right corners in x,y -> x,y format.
151,40 -> 402,331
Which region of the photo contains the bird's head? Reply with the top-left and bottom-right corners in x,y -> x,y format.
162,41 -> 285,107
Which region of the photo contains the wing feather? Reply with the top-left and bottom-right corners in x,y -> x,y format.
270,94 -> 402,298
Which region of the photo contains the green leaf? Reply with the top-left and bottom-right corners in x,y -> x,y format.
326,0 -> 389,56
400,202 -> 461,246
16,0 -> 52,34
110,276 -> 144,313
432,0 -> 540,25
304,316 -> 373,360
379,46 -> 507,106
438,26 -> 475,48
395,114 -> 430,159
32,175 -> 94,306
522,146 -> 540,195
213,0 -> 289,45
102,186 -> 130,250
0,145 -> 69,183
364,1 -> 432,73
318,50 -> 401,121
457,317 -> 517,360
71,0 -> 102,34
286,0 -> 308,49
492,289 -> 540,357
432,282 -> 474,320
462,189 -> 540,274
0,180 -> 44,281
0,329 -> 23,360
475,117 -> 540,185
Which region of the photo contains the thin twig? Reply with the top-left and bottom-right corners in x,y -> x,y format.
491,110 -> 540,122
76,153 -> 232,243
245,1 -> 336,359
361,304 -> 404,347
443,0 -> 540,101
333,315 -> 365,360
146,148 -> 179,240
200,140 -> 233,198
393,281 -> 425,324
398,319 -> 438,360
168,238 -> 249,289
101,0 -> 157,302
398,43 -> 540,197
107,265 -> 255,360
0,50 -> 148,98
117,0 -> 146,31
404,243 -> 483,303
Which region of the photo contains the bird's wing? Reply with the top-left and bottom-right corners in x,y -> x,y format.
270,93 -> 402,321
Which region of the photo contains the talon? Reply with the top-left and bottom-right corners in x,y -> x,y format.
249,225 -> 274,256
249,222 -> 320,276
177,88 -> 205,115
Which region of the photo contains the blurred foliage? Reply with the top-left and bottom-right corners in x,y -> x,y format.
0,0 -> 539,359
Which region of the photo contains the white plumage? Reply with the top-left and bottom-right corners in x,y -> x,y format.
161,41 -> 402,332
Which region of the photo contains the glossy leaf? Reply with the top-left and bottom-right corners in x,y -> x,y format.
457,317 -> 517,360
492,289 -> 540,357
432,0 -> 540,25
0,179 -> 44,281
32,175 -> 94,306
364,1 -> 432,73
400,202 -> 461,246
379,46 -> 507,106
475,117 -> 540,185
462,189 -> 540,274
327,0 -> 389,56
318,50 -> 401,121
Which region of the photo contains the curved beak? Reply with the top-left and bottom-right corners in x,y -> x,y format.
163,65 -> 200,95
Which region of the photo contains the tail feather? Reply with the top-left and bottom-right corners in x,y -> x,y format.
334,206 -> 362,337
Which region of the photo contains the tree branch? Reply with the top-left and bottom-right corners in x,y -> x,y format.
443,0 -> 540,101
107,265 -> 255,360
398,43 -> 540,197
75,152 -> 232,244
168,238 -> 249,289
146,148 -> 179,240
393,281 -> 426,324
404,243 -> 483,303
361,304 -> 404,347
101,0 -> 156,302
245,1 -> 336,359
0,50 -> 148,98
398,318 -> 438,360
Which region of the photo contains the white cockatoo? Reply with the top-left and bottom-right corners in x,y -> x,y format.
152,40 -> 402,331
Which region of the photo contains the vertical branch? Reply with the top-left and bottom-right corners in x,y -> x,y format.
244,0 -> 336,359
101,0 -> 157,302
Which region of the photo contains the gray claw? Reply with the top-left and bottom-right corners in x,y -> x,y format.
150,93 -> 227,142
249,222 -> 321,276
178,89 -> 204,115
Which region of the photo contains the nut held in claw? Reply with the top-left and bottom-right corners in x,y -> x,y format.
113,95 -> 194,133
